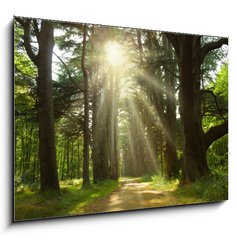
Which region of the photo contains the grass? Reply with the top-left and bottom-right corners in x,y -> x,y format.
175,174 -> 228,203
15,173 -> 228,221
14,179 -> 119,221
149,173 -> 228,205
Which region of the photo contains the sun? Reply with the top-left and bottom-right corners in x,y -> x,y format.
105,41 -> 124,67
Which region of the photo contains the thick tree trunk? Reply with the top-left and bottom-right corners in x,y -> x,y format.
165,33 -> 228,183
179,36 -> 208,183
16,18 -> 60,190
37,21 -> 59,191
91,82 -> 106,182
163,44 -> 179,178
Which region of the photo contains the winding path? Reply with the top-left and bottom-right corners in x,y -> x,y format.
83,178 -> 177,214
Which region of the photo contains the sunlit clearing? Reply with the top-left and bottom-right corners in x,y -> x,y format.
105,41 -> 124,67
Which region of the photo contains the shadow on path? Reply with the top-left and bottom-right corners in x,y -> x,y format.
82,178 -> 177,214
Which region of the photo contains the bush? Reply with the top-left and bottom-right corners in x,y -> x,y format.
151,175 -> 179,191
176,174 -> 228,202
203,175 -> 228,201
60,178 -> 83,187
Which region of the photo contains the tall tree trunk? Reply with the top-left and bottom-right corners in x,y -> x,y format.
164,62 -> 178,177
91,84 -> 100,182
159,132 -> 164,175
61,141 -> 67,180
37,21 -> 59,191
81,24 -> 90,187
71,141 -> 74,178
165,33 -> 228,183
66,137 -> 70,178
16,18 -> 60,191
95,80 -> 110,181
109,67 -> 119,180
77,140 -> 81,178
179,35 -> 208,183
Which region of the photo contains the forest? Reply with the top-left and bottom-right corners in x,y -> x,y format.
14,17 -> 228,221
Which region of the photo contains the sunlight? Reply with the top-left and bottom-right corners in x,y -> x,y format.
120,97 -> 159,174
105,41 -> 124,67
137,93 -> 175,146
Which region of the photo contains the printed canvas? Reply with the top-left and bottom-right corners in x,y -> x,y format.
14,16 -> 228,221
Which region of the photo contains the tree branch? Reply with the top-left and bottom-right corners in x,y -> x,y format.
200,89 -> 227,121
164,32 -> 180,58
204,121 -> 228,151
32,19 -> 40,42
201,37 -> 228,63
163,65 -> 180,79
15,17 -> 39,66
53,51 -> 84,91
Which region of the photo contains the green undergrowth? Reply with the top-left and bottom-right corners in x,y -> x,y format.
150,175 -> 179,191
14,179 -> 119,221
150,174 -> 228,205
175,174 -> 228,203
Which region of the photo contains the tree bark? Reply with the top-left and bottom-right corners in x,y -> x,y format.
165,32 -> 228,183
109,67 -> 119,180
179,35 -> 209,183
37,21 -> 60,190
16,18 -> 60,191
81,24 -> 90,187
163,38 -> 179,178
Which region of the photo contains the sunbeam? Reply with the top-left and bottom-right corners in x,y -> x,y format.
136,70 -> 176,101
125,97 -> 159,173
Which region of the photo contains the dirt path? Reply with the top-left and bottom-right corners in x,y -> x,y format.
83,179 -> 177,214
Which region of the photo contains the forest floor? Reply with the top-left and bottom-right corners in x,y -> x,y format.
15,175 -> 225,221
81,177 -> 200,215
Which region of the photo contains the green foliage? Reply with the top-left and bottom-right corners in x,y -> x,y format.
139,175 -> 153,182
207,135 -> 228,175
151,175 -> 179,191
201,63 -> 228,133
175,175 -> 228,202
15,179 -> 119,221
201,36 -> 228,86
149,174 -> 227,204
214,63 -> 228,101
14,19 -> 229,216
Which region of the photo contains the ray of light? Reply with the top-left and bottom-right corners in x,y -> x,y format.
136,70 -> 176,102
126,97 -> 158,172
136,92 -> 176,147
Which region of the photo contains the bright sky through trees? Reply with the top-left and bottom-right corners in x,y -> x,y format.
105,41 -> 125,67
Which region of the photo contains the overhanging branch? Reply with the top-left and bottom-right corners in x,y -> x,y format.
204,121 -> 228,151
201,38 -> 228,63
